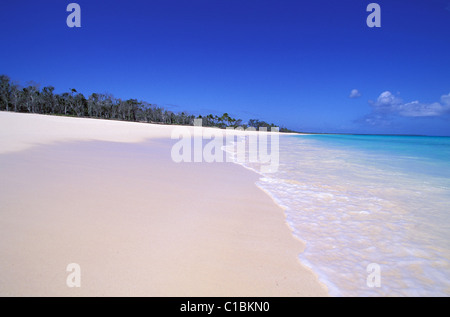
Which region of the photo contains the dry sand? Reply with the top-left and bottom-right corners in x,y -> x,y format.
0,112 -> 327,296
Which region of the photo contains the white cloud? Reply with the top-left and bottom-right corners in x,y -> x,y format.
369,91 -> 450,118
398,101 -> 448,117
349,89 -> 361,98
372,91 -> 402,108
441,92 -> 450,105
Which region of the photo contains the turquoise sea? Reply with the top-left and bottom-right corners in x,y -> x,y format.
229,134 -> 450,296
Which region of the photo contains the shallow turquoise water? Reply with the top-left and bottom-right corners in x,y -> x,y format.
301,134 -> 450,178
229,134 -> 450,296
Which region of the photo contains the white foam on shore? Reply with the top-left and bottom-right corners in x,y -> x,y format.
224,134 -> 450,296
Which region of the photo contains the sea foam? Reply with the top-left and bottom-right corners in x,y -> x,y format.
226,134 -> 450,296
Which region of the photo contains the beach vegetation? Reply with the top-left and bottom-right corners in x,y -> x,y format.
0,74 -> 296,132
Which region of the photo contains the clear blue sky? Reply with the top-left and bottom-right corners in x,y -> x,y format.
1,0 -> 450,135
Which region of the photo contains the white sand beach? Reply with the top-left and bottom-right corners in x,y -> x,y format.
0,111 -> 327,296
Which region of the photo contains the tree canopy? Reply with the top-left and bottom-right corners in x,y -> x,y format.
0,75 -> 296,132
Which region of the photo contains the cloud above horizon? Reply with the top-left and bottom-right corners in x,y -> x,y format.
359,91 -> 450,125
349,89 -> 361,98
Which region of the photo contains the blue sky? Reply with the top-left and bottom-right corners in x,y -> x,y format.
1,0 -> 450,135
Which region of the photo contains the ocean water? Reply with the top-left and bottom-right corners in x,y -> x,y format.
226,134 -> 450,296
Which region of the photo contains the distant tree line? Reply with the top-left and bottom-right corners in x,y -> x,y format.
0,75 -> 295,132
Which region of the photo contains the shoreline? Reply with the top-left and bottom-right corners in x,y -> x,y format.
0,111 -> 298,155
0,112 -> 328,296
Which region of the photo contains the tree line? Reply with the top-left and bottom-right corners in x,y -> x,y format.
0,75 -> 295,132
